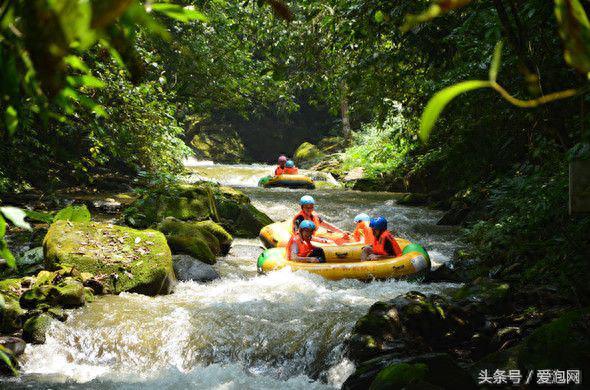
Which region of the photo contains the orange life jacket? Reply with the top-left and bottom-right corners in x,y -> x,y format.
372,230 -> 402,257
284,167 -> 299,174
287,234 -> 315,260
275,166 -> 286,176
292,210 -> 321,232
353,221 -> 374,245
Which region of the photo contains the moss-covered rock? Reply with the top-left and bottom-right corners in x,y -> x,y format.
125,181 -> 272,238
43,220 -> 175,296
158,217 -> 232,264
450,278 -> 510,313
0,293 -> 25,333
22,313 -> 53,344
294,142 -> 325,168
344,353 -> 476,390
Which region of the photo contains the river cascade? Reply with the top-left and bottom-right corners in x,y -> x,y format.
4,160 -> 461,389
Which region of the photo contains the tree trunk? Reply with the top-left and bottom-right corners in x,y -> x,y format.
340,80 -> 351,139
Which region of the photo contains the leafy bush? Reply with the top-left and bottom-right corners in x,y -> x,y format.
341,104 -> 416,178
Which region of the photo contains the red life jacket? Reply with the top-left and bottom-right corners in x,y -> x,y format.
287,234 -> 315,260
353,221 -> 374,245
372,230 -> 402,257
275,166 -> 286,176
292,210 -> 321,232
284,167 -> 299,174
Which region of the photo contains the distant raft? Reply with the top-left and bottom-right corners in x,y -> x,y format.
256,241 -> 430,281
258,174 -> 315,189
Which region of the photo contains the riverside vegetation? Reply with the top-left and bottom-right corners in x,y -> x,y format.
1,0 -> 590,388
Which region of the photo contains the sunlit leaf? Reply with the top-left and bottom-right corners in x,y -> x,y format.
64,55 -> 90,73
67,75 -> 106,89
24,210 -> 55,224
401,0 -> 473,32
375,10 -> 385,23
0,206 -> 32,230
489,41 -> 503,82
420,80 -> 492,141
554,0 -> 590,74
149,3 -> 208,23
0,346 -> 19,376
4,106 -> 18,136
78,96 -> 108,117
49,0 -> 95,49
54,205 -> 91,222
0,214 -> 5,238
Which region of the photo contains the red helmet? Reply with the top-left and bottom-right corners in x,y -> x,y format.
278,155 -> 287,163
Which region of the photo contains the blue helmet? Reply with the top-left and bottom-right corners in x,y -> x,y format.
286,160 -> 295,168
299,220 -> 316,230
299,195 -> 315,205
369,216 -> 388,230
354,213 -> 370,223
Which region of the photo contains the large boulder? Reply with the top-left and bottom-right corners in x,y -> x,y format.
343,353 -> 476,390
347,291 -> 485,363
158,218 -> 232,264
43,221 -> 175,296
173,254 -> 220,282
294,142 -> 325,168
124,182 -> 272,238
22,313 -> 53,344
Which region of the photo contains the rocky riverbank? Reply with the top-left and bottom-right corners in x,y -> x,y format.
0,181 -> 273,375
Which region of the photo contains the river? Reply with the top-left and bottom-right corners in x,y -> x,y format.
3,161 -> 461,389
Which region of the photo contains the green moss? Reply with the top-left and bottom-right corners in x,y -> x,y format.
294,142 -> 325,167
232,204 -> 274,238
158,217 -> 233,264
22,314 -> 52,344
518,308 -> 590,372
0,293 -> 25,333
370,363 -> 429,390
0,278 -> 23,296
43,220 -> 175,296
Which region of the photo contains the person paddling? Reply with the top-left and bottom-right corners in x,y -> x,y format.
292,195 -> 339,243
287,220 -> 326,263
283,160 -> 299,174
352,213 -> 374,245
361,216 -> 402,261
275,155 -> 287,176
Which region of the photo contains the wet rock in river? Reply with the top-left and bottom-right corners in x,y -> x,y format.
173,254 -> 220,282
124,181 -> 272,238
343,353 -> 476,390
158,218 -> 232,264
0,336 -> 26,356
0,292 -> 26,333
293,141 -> 325,168
43,220 -> 176,296
20,277 -> 86,309
16,246 -> 45,276
22,313 -> 53,344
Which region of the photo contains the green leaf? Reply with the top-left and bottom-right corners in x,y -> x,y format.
0,346 -> 19,376
0,239 -> 16,269
0,215 -> 5,238
489,41 -> 503,82
67,75 -> 106,89
554,0 -> 590,74
4,106 -> 18,136
420,80 -> 492,141
0,207 -> 32,230
64,55 -> 90,73
24,210 -> 55,224
149,3 -> 208,23
374,10 -> 385,23
54,205 -> 91,223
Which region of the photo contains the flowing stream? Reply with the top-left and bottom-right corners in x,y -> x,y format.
4,160 -> 461,389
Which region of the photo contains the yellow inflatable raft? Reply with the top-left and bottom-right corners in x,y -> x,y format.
257,221 -> 431,280
256,240 -> 430,280
260,174 -> 315,189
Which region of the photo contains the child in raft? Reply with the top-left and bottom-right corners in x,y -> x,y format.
361,216 -> 402,261
292,195 -> 340,243
352,213 -> 374,245
287,220 -> 326,263
283,160 -> 299,174
275,155 -> 287,176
